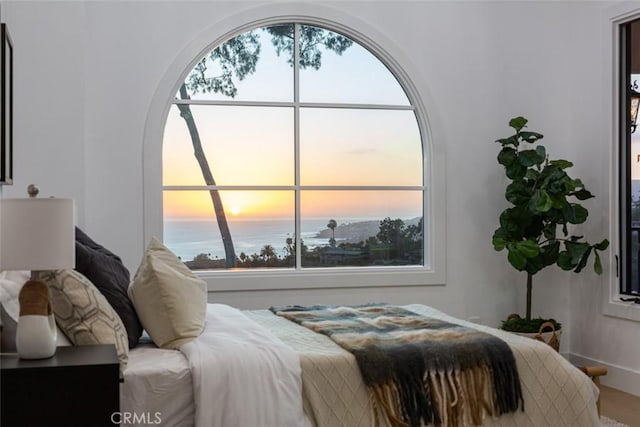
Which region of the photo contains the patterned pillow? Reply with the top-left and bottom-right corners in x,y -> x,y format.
128,238 -> 206,349
39,270 -> 128,372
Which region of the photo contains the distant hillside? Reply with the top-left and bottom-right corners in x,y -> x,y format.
315,217 -> 421,244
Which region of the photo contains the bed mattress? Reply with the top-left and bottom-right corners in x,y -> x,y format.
120,339 -> 195,426
121,304 -> 601,427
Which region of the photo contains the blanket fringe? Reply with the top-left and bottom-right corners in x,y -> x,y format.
370,382 -> 409,427
371,365 -> 504,427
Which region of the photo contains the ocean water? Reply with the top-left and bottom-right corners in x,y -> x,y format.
164,218 -> 346,261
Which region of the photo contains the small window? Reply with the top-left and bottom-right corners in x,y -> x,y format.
162,23 -> 426,272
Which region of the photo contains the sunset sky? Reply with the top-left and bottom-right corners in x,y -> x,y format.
162,25 -> 423,221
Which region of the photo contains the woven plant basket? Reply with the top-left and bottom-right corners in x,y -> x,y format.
505,314 -> 561,352
531,321 -> 560,352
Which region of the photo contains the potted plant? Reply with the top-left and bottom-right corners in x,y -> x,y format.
492,117 -> 609,345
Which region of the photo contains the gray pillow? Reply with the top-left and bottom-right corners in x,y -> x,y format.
75,227 -> 143,349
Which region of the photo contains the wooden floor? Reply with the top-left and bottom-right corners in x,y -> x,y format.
600,385 -> 640,427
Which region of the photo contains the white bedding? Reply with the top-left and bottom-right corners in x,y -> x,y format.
180,304 -> 310,427
120,340 -> 194,426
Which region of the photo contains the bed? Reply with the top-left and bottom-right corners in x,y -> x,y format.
120,303 -> 601,427
1,233 -> 601,427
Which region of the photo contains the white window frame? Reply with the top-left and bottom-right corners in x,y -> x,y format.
604,3 -> 640,322
143,4 -> 446,292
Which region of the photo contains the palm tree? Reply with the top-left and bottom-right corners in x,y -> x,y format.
327,219 -> 337,247
260,244 -> 276,261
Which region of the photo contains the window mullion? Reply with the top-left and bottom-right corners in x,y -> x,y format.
172,99 -> 412,111
294,23 -> 302,270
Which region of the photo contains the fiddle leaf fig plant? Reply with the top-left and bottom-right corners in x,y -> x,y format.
492,117 -> 609,328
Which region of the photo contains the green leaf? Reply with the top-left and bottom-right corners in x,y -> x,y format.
571,189 -> 594,200
499,209 -> 522,235
509,116 -> 528,131
495,135 -> 519,147
541,166 -> 567,190
506,181 -> 532,205
516,240 -> 540,258
562,203 -> 577,224
505,162 -> 527,180
525,241 -> 559,275
525,255 -> 546,275
548,193 -> 566,209
497,147 -> 517,166
518,149 -> 545,167
492,235 -> 507,251
539,240 -> 560,264
563,241 -> 591,268
519,131 -> 544,143
532,189 -> 553,212
525,168 -> 540,180
549,159 -> 573,169
507,247 -> 527,270
594,252 -> 603,274
564,177 -> 581,193
570,204 -> 589,224
574,247 -> 592,273
594,239 -> 610,251
557,251 -> 573,270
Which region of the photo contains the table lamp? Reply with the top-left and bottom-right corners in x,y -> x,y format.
0,185 -> 74,359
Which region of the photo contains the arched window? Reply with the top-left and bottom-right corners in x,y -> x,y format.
159,20 -> 440,288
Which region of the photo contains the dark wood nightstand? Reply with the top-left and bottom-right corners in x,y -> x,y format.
1,344 -> 120,427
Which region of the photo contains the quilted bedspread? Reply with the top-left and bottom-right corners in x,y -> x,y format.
245,304 -> 600,427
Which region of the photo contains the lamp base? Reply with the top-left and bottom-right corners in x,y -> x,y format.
16,315 -> 57,359
16,280 -> 57,359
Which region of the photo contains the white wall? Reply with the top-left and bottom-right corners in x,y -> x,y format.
2,0 -> 638,394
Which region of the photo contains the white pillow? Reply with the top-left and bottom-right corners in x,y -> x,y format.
0,271 -> 26,320
128,238 -> 206,349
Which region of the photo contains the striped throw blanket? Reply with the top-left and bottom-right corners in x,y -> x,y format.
271,304 -> 524,427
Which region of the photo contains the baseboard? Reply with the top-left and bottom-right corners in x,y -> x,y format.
570,353 -> 640,397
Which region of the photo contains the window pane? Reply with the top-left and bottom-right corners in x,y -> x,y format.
163,190 -> 295,269
300,190 -> 423,267
163,105 -> 294,186
631,73 -> 640,294
299,25 -> 410,105
626,17 -> 640,296
180,25 -> 293,102
300,109 -> 422,185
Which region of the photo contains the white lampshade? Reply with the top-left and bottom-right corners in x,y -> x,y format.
0,198 -> 75,271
